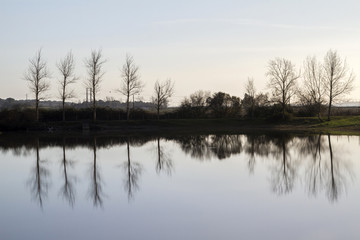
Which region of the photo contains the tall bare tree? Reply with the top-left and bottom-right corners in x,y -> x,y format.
266,58 -> 300,119
24,49 -> 50,122
85,49 -> 105,121
298,56 -> 325,119
244,77 -> 256,118
120,54 -> 143,121
323,50 -> 355,121
57,51 -> 78,121
152,79 -> 174,120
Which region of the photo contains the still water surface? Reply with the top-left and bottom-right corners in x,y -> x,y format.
0,133 -> 359,240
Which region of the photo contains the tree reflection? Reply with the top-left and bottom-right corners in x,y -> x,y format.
209,135 -> 242,159
59,138 -> 76,207
122,138 -> 143,201
270,135 -> 296,195
88,137 -> 104,207
27,138 -> 50,208
244,135 -> 272,174
155,137 -> 173,175
176,135 -> 211,161
324,134 -> 353,202
303,134 -> 326,197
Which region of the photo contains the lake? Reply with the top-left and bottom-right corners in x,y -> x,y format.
0,133 -> 359,240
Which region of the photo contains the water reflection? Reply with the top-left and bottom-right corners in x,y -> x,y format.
88,137 -> 105,207
26,138 -> 50,208
122,138 -> 143,201
59,138 -> 76,207
1,132 -> 355,207
155,137 -> 173,175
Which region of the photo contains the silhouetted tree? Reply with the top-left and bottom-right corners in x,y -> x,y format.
244,78 -> 256,118
206,92 -> 240,118
189,90 -> 211,107
267,58 -> 299,119
323,50 -> 354,120
57,51 -> 78,121
152,79 -> 174,120
24,49 -> 50,122
297,56 -> 325,119
85,49 -> 105,121
120,54 -> 143,121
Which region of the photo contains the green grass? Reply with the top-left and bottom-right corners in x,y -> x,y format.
313,116 -> 360,128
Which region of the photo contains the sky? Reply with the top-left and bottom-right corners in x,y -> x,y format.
1,0 -> 360,105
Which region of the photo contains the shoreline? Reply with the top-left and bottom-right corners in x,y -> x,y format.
1,116 -> 359,136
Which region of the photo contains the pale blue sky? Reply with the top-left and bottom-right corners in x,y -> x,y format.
1,0 -> 360,104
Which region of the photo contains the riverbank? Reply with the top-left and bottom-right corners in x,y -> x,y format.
1,116 -> 359,135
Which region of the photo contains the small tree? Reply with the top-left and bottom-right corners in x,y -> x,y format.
266,58 -> 299,120
85,49 -> 105,121
323,50 -> 354,120
57,51 -> 78,121
120,54 -> 143,121
24,49 -> 50,122
152,79 -> 174,120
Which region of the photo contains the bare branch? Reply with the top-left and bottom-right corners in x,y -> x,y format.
323,50 -> 355,120
23,48 -> 51,121
57,51 -> 78,121
152,79 -> 175,119
266,58 -> 300,119
84,49 -> 106,121
119,54 -> 143,121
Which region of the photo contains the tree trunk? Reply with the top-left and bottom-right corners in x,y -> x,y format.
327,96 -> 332,121
36,98 -> 39,122
157,105 -> 160,120
126,94 -> 130,121
62,99 -> 65,122
93,90 -> 96,122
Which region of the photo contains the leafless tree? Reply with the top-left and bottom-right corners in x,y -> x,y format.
297,56 -> 325,119
120,54 -> 143,121
244,77 -> 256,118
266,58 -> 300,120
189,90 -> 211,107
85,49 -> 105,121
323,50 -> 355,120
152,79 -> 174,120
24,49 -> 50,122
57,51 -> 78,121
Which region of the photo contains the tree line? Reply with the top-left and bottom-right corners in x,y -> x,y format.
23,48 -> 355,123
24,49 -> 174,122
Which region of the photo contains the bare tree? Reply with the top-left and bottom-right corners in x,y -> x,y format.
297,56 -> 325,119
57,51 -> 78,121
120,54 -> 143,121
323,50 -> 355,121
244,77 -> 256,118
189,90 -> 211,107
85,49 -> 105,121
266,58 -> 300,119
24,49 -> 50,122
152,79 -> 174,120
